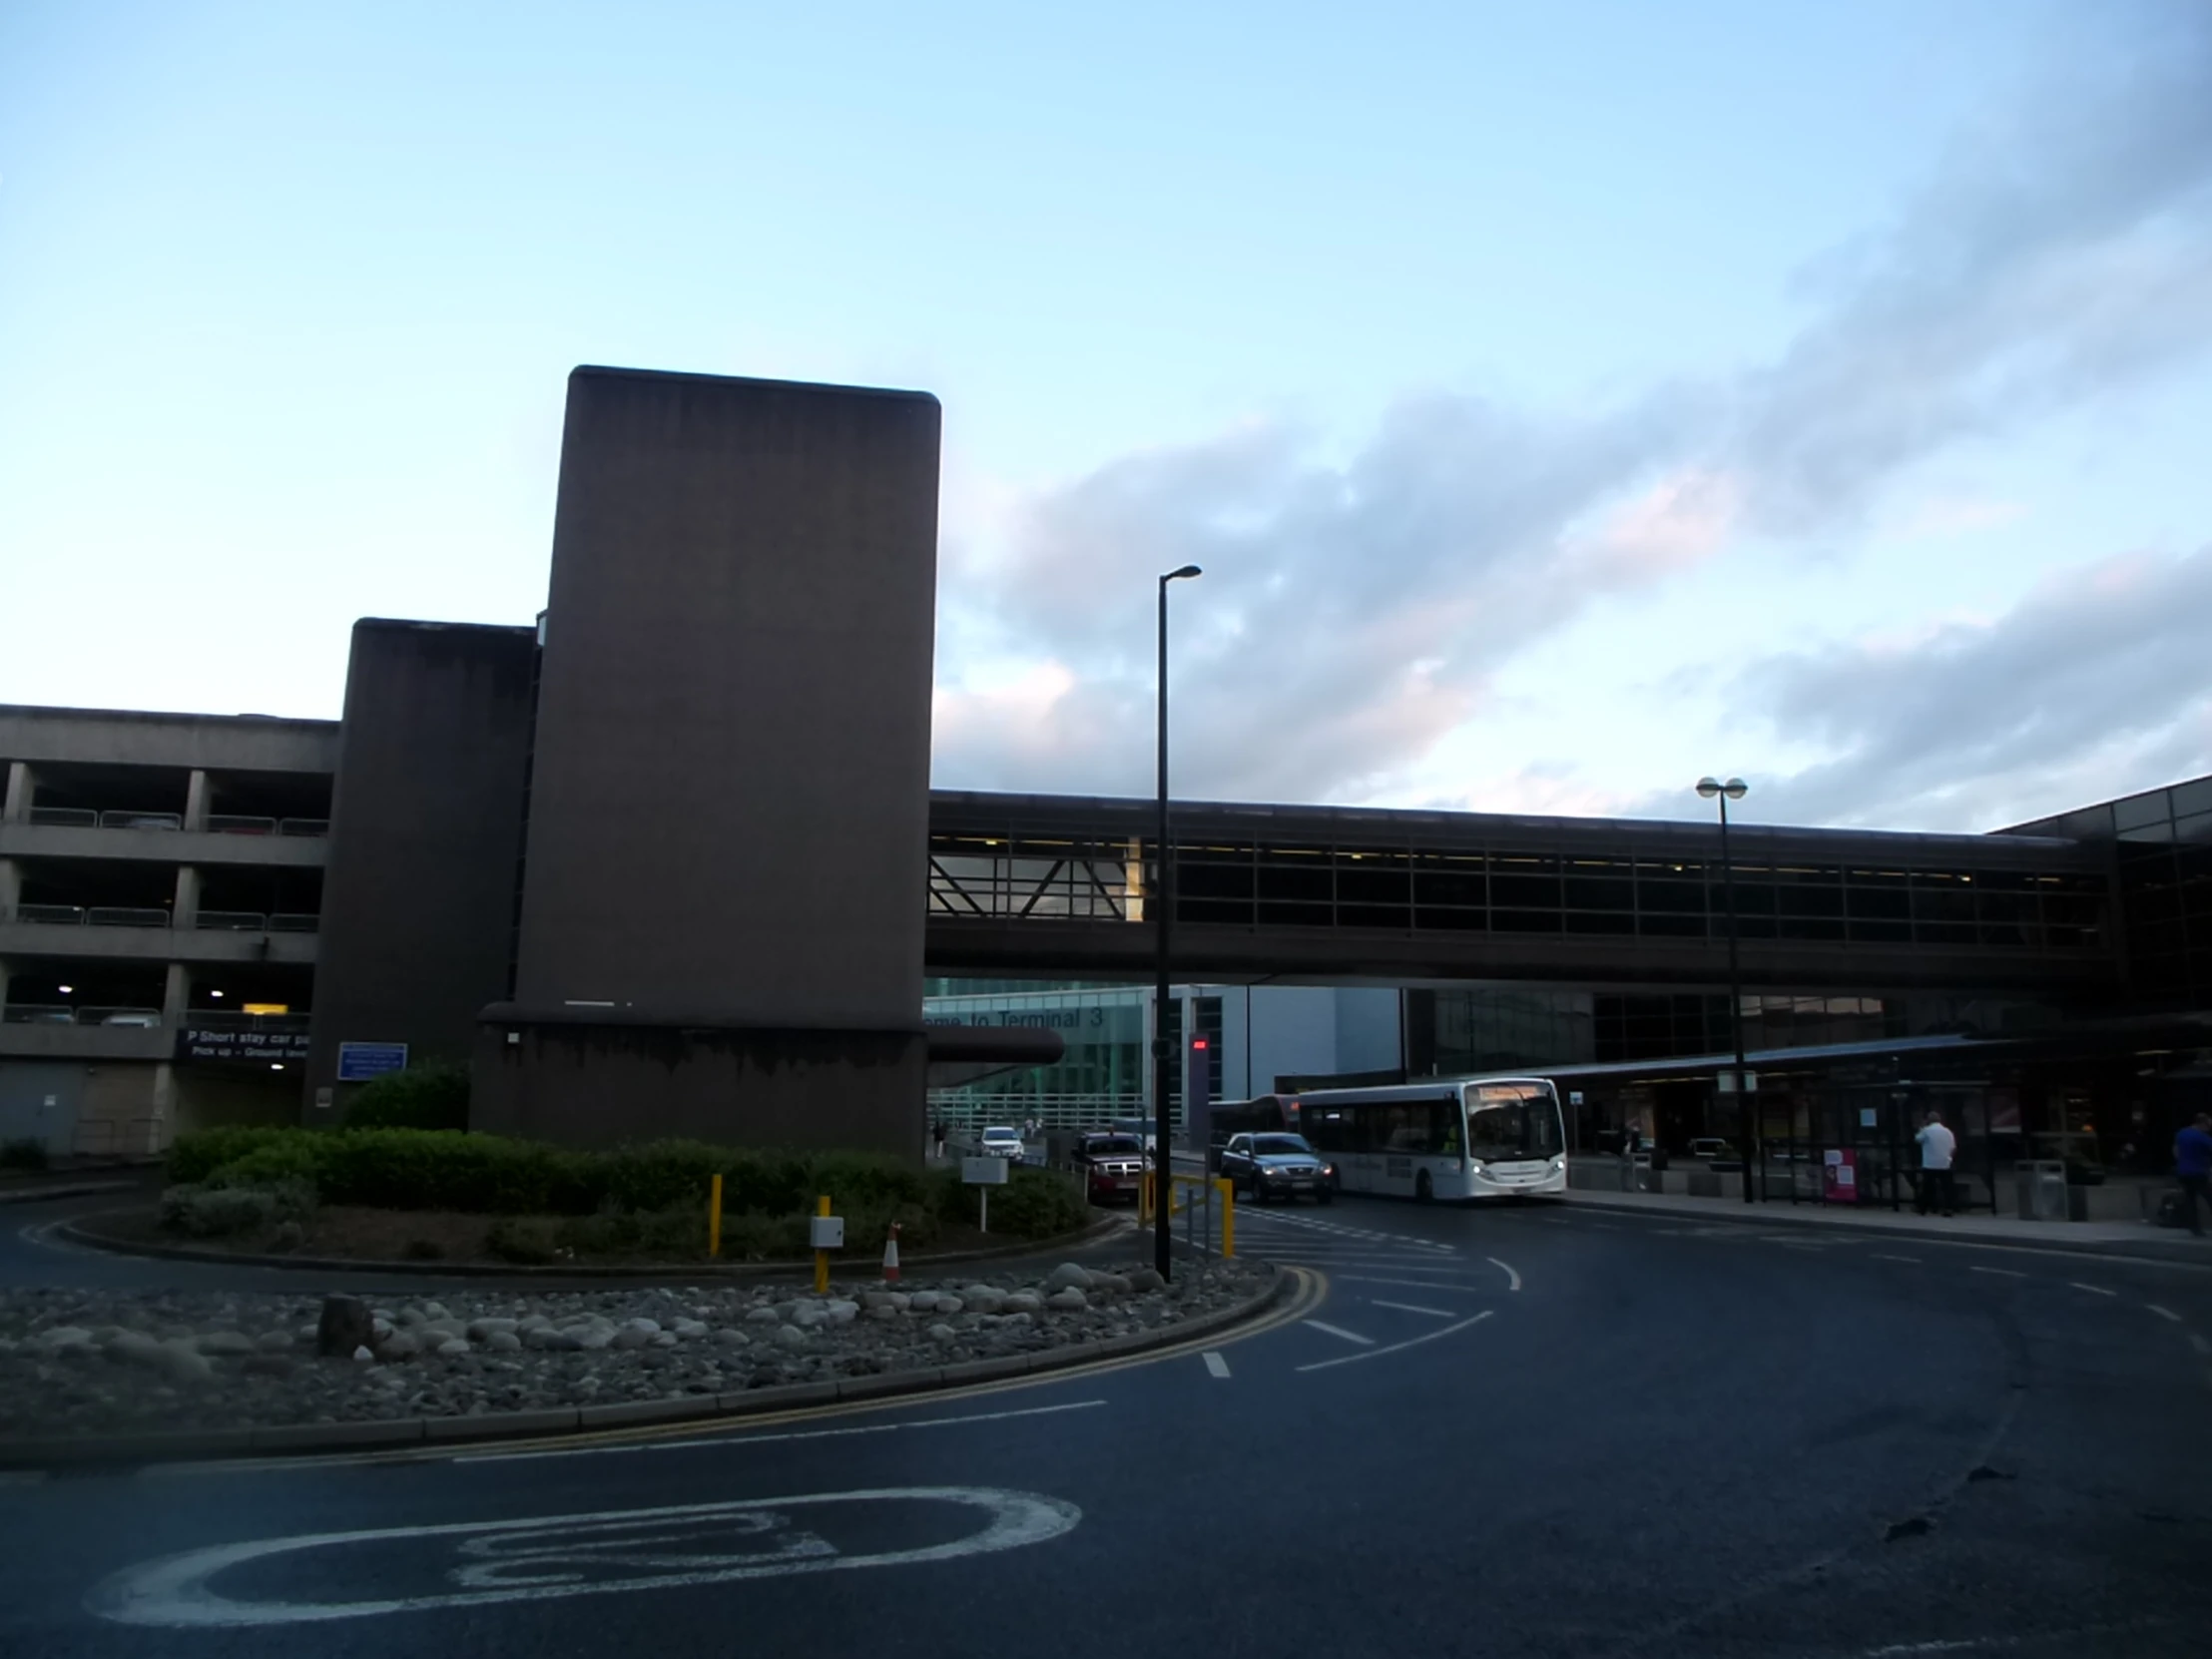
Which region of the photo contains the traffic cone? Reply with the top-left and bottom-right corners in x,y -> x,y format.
881,1222 -> 901,1283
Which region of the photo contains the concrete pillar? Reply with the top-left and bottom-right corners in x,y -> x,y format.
162,961 -> 191,1025
2,762 -> 31,824
150,1062 -> 177,1150
0,955 -> 12,1013
0,857 -> 18,922
183,770 -> 210,831
172,864 -> 201,930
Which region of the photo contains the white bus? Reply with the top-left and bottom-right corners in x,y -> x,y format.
1298,1077 -> 1568,1202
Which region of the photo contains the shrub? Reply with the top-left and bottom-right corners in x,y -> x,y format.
169,1126 -> 298,1184
158,1179 -> 316,1239
0,1139 -> 48,1172
205,1138 -> 325,1193
486,1216 -> 562,1265
937,1167 -> 1087,1240
344,1062 -> 470,1131
401,1237 -> 445,1261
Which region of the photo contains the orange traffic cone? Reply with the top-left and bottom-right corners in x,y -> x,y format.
882,1222 -> 901,1283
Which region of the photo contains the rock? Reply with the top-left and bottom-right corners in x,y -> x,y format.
1128,1268 -> 1165,1293
963,1291 -> 1005,1315
256,1330 -> 293,1354
887,1292 -> 911,1312
484,1331 -> 523,1354
421,1301 -> 451,1322
773,1325 -> 809,1351
1045,1287 -> 1088,1312
671,1319 -> 710,1339
861,1292 -> 896,1312
866,1306 -> 897,1322
907,1292 -> 939,1314
467,1318 -> 520,1342
32,1326 -> 94,1352
1004,1293 -> 1042,1315
714,1328 -> 751,1347
1000,1312 -> 1034,1330
927,1324 -> 958,1346
106,1332 -> 168,1368
379,1331 -> 421,1359
823,1301 -> 858,1327
650,1332 -> 679,1348
1093,1273 -> 1133,1296
611,1327 -> 654,1351
243,1354 -> 294,1379
933,1296 -> 965,1317
745,1307 -> 782,1326
621,1318 -> 662,1337
434,1339 -> 470,1357
790,1306 -> 828,1330
522,1327 -> 565,1351
317,1297 -> 375,1359
1043,1263 -> 1092,1294
518,1314 -> 554,1333
156,1341 -> 217,1383
352,1345 -> 375,1363
422,1321 -> 466,1345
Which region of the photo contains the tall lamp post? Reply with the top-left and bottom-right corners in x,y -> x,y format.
1154,564 -> 1203,1279
1696,777 -> 1755,1204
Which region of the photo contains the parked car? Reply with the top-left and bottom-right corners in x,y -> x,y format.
978,1126 -> 1024,1162
1070,1132 -> 1148,1205
1217,1132 -> 1336,1204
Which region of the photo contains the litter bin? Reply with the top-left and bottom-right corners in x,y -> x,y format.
2015,1160 -> 2067,1222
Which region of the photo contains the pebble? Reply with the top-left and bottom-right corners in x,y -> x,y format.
0,1262 -> 1270,1439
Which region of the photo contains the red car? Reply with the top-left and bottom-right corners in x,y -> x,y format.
1070,1132 -> 1149,1206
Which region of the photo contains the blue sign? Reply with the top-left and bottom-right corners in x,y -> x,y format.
337,1042 -> 408,1082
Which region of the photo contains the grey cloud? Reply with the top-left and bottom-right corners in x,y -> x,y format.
1735,544 -> 2212,830
932,13 -> 2212,806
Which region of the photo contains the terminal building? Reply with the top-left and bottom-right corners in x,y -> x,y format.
5,686 -> 2208,1191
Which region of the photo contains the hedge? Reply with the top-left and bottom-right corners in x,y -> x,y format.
343,1062 -> 470,1131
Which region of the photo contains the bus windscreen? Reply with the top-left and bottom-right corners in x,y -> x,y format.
1466,1085 -> 1564,1162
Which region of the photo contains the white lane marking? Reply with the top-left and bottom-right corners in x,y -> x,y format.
1969,1266 -> 2026,1279
1301,1320 -> 1375,1347
1297,1310 -> 1494,1375
1202,1351 -> 1232,1380
1873,1254 -> 1922,1264
454,1398 -> 1106,1465
1335,1276 -> 1492,1293
19,1219 -> 97,1257
88,1486 -> 1082,1627
2190,1334 -> 2211,1357
2067,1282 -> 2116,1298
2148,1304 -> 2183,1323
1487,1257 -> 1521,1292
1368,1300 -> 1455,1319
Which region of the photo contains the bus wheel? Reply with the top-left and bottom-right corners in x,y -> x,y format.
1414,1170 -> 1434,1203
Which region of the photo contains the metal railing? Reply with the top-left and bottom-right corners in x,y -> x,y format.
13,903 -> 89,924
195,910 -> 267,931
0,1004 -> 165,1027
18,808 -> 325,837
278,818 -> 329,837
269,912 -> 319,932
87,906 -> 173,927
179,1010 -> 310,1035
25,807 -> 96,828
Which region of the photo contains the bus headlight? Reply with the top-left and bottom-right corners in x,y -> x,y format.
1468,1160 -> 1486,1175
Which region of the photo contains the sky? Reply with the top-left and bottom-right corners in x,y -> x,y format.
2,1 -> 2208,834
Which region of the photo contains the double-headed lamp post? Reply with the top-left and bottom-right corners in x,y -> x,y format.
1696,777 -> 1756,1205
1154,564 -> 1202,1280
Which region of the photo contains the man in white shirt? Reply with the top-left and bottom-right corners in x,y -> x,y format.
1915,1110 -> 1958,1217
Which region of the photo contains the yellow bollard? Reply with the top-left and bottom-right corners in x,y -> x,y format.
1215,1176 -> 1235,1259
708,1173 -> 724,1259
815,1194 -> 831,1296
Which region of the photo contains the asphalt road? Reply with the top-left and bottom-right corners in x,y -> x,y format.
2,1192 -> 2206,1659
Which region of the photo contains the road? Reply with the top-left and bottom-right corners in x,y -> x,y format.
2,1191 -> 2205,1658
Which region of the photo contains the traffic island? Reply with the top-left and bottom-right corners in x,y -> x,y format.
0,1260 -> 1284,1466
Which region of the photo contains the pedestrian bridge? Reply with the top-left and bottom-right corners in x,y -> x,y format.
921,791 -> 2117,995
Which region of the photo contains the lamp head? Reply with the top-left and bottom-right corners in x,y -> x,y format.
1696,778 -> 1721,799
1162,564 -> 1203,583
1696,777 -> 1748,800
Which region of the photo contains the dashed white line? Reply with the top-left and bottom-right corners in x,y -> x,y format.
1297,1310 -> 1495,1374
1302,1320 -> 1375,1348
1486,1257 -> 1521,1292
2147,1304 -> 2183,1323
1873,1254 -> 1922,1264
2067,1282 -> 2116,1298
2189,1335 -> 2210,1358
1202,1351 -> 1232,1380
1969,1266 -> 2026,1279
452,1398 -> 1109,1464
1335,1276 -> 1491,1294
1369,1300 -> 1455,1319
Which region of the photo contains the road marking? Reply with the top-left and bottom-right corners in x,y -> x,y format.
1487,1257 -> 1521,1292
1302,1320 -> 1374,1347
1969,1266 -> 2026,1279
1297,1310 -> 1494,1374
1335,1276 -> 1491,1293
2189,1334 -> 2211,1357
455,1398 -> 1107,1465
88,1486 -> 1083,1627
2148,1304 -> 2183,1323
1201,1351 -> 1231,1379
1369,1300 -> 1454,1319
2066,1282 -> 2116,1298
1873,1254 -> 1922,1264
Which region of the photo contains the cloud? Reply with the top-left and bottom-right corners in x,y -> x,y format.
931,11 -> 2212,809
1734,543 -> 2212,830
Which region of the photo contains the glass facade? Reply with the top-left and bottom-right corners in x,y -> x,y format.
923,984 -> 1153,1130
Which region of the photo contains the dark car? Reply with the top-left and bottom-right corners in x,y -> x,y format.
1217,1132 -> 1336,1205
1070,1132 -> 1149,1206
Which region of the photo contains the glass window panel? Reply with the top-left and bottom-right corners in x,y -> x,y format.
1491,873 -> 1561,906
1492,909 -> 1563,932
1847,887 -> 1911,919
2170,779 -> 2212,816
1257,866 -> 1332,902
1563,876 -> 1634,910
1414,907 -> 1488,930
2113,791 -> 2173,831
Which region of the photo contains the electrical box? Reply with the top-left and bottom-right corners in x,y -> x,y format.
809,1215 -> 845,1250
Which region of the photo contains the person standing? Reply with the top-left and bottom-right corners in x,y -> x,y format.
2173,1113 -> 2212,1237
1915,1109 -> 1957,1217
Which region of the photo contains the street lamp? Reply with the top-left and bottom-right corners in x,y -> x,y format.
1695,777 -> 1754,1204
1155,563 -> 1202,1279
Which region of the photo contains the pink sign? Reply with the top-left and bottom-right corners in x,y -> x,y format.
1822,1148 -> 1858,1205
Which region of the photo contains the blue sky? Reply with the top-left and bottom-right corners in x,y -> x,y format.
3,2 -> 2208,831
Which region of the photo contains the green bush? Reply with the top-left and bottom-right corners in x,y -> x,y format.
938,1167 -> 1087,1240
170,1126 -> 298,1184
0,1139 -> 48,1171
158,1178 -> 316,1238
343,1062 -> 470,1131
486,1215 -> 562,1265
